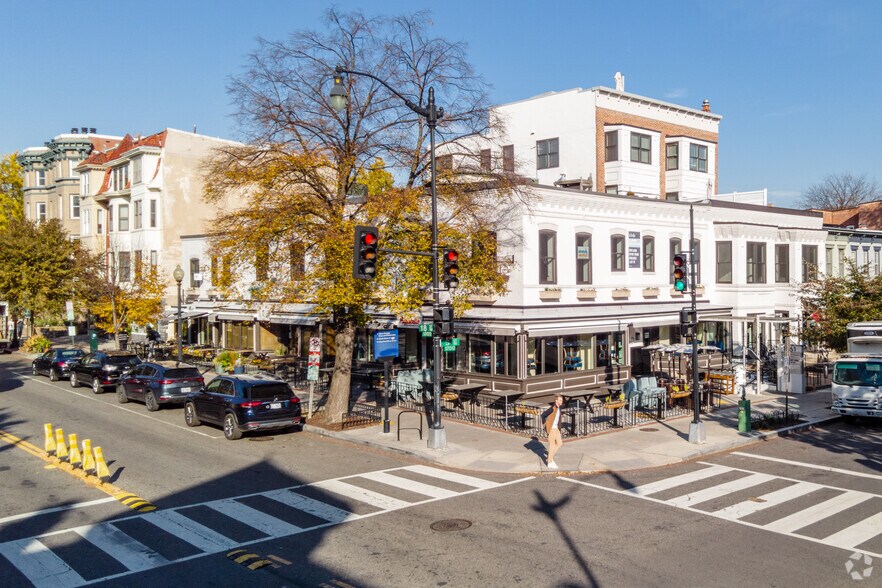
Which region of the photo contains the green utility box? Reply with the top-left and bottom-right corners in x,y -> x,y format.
737,399 -> 751,433
89,330 -> 98,353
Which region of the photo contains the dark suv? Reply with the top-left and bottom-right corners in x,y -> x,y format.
117,361 -> 205,411
69,351 -> 142,394
184,374 -> 302,440
32,348 -> 85,381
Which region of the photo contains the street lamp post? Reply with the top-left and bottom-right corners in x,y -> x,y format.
331,66 -> 448,449
173,264 -> 184,363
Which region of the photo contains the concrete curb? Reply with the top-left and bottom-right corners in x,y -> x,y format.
302,424 -> 444,464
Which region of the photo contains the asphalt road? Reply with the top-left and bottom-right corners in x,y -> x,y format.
1,353 -> 879,587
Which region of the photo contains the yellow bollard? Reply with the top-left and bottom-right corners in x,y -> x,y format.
68,433 -> 82,469
55,428 -> 69,462
82,439 -> 96,475
93,446 -> 110,483
44,424 -> 56,456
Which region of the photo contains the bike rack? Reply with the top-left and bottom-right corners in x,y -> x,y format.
397,409 -> 423,441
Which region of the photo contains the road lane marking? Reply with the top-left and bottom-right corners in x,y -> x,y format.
763,490 -> 876,533
356,470 -> 460,499
822,511 -> 882,550
712,481 -> 824,520
666,473 -> 776,508
10,372 -> 217,438
206,499 -> 302,536
312,479 -> 412,510
0,466 -> 531,587
731,451 -> 882,480
625,464 -> 732,496
0,497 -> 117,525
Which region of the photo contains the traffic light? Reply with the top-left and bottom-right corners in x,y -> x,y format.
679,308 -> 696,336
353,225 -> 379,280
442,249 -> 460,289
672,254 -> 688,292
434,305 -> 454,336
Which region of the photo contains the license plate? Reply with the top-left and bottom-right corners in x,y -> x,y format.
270,402 -> 282,409
181,387 -> 192,393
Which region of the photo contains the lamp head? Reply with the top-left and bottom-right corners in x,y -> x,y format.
330,71 -> 347,113
173,264 -> 184,284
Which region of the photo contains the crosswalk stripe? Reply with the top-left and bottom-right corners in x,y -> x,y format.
356,471 -> 459,499
263,489 -> 358,524
143,510 -> 238,552
666,473 -> 776,508
763,491 -> 876,534
0,538 -> 84,588
625,464 -> 732,497
712,482 -> 824,520
403,464 -> 499,490
312,480 -> 412,510
73,523 -> 167,571
206,499 -> 302,537
822,511 -> 882,550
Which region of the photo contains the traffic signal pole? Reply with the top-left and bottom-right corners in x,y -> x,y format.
688,203 -> 706,444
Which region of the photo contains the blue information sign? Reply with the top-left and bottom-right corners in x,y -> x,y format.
373,329 -> 399,360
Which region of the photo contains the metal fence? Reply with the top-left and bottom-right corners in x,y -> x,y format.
386,381 -> 723,439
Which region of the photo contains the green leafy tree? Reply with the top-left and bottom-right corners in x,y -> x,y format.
0,153 -> 24,232
798,258 -> 882,351
204,9 -> 521,423
0,219 -> 84,341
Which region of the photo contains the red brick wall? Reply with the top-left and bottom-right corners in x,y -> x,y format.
595,107 -> 719,198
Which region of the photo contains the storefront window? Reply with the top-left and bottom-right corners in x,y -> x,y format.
595,332 -> 624,367
470,335 -> 493,373
527,337 -> 560,375
224,322 -> 254,350
494,335 -> 516,376
562,334 -> 593,371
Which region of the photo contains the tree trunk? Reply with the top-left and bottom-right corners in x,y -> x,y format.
324,320 -> 355,424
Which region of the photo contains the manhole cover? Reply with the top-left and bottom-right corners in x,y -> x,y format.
430,519 -> 472,532
248,437 -> 275,442
639,427 -> 659,432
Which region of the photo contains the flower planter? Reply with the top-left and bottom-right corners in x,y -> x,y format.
603,400 -> 627,410
469,294 -> 497,305
611,288 -> 630,300
539,290 -> 561,302
695,285 -> 705,296
642,287 -> 660,298
576,288 -> 597,301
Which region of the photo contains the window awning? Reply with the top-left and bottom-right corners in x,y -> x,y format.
267,315 -> 316,326
210,312 -> 255,322
454,322 -> 519,336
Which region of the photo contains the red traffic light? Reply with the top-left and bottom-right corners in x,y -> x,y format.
361,231 -> 377,246
673,254 -> 686,267
444,250 -> 459,263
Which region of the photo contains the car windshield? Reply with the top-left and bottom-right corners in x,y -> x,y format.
164,368 -> 201,379
108,355 -> 140,366
833,361 -> 882,386
59,350 -> 83,358
248,383 -> 294,400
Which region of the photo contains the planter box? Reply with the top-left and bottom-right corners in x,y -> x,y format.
539,290 -> 561,301
576,288 -> 597,300
469,294 -> 497,305
611,288 -> 630,300
642,287 -> 660,298
695,285 -> 706,296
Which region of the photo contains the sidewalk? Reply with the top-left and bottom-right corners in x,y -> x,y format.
305,389 -> 838,475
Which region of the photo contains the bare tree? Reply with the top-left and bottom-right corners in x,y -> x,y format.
205,9 -> 521,424
799,172 -> 881,210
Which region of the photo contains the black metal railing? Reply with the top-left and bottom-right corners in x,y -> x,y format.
342,402 -> 382,429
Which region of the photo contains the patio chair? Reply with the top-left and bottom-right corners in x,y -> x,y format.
636,376 -> 667,410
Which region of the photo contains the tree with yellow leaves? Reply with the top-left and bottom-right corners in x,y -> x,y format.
204,10 -> 522,423
0,153 -> 24,232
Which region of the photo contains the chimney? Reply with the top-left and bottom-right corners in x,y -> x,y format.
70,128 -> 78,134
702,99 -> 711,112
614,72 -> 625,92
89,127 -> 96,134
81,127 -> 88,134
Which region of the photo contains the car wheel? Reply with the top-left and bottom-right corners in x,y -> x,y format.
145,392 -> 160,412
223,413 -> 242,440
92,377 -> 103,394
184,403 -> 201,427
70,372 -> 79,388
49,368 -> 59,382
116,385 -> 129,404
32,364 -> 38,376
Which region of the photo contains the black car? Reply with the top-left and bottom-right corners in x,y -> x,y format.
184,374 -> 302,440
32,348 -> 85,381
117,361 -> 205,411
69,351 -> 142,394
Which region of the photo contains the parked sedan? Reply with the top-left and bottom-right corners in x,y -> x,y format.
184,374 -> 302,440
69,351 -> 142,394
117,361 -> 204,411
32,348 -> 85,381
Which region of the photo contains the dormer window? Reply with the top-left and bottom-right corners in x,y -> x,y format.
111,164 -> 129,191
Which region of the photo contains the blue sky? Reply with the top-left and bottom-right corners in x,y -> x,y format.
3,0 -> 880,208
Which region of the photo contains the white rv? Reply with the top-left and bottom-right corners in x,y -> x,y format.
831,322 -> 882,419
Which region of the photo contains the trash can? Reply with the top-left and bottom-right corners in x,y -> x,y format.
738,399 -> 751,433
89,330 -> 98,353
118,333 -> 129,351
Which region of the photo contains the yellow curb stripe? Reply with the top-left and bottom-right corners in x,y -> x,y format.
0,428 -> 145,505
234,553 -> 260,564
226,549 -> 247,558
247,559 -> 274,570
